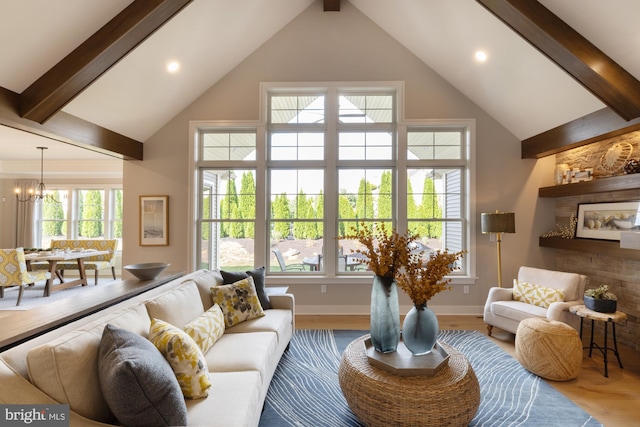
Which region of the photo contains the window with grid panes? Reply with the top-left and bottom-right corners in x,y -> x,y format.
194,83 -> 472,278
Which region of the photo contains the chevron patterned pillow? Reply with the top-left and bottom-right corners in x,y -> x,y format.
513,279 -> 565,309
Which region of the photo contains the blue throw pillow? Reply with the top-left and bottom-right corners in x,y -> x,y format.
98,324 -> 188,427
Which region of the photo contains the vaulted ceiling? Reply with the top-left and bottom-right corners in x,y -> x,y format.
1,0 -> 640,166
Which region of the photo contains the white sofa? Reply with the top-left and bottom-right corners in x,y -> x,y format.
484,266 -> 588,336
0,269 -> 295,427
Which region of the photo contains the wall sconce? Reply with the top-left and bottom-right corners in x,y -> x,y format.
481,211 -> 516,287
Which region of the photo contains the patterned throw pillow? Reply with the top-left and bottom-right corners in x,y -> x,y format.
513,279 -> 565,309
221,266 -> 271,309
184,304 -> 225,353
148,318 -> 211,399
210,277 -> 265,328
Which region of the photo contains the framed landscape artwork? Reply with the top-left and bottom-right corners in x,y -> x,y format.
140,195 -> 169,246
576,201 -> 640,241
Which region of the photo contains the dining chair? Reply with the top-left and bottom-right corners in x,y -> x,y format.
272,248 -> 306,272
0,248 -> 51,306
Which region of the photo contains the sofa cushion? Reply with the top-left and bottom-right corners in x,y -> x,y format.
148,318 -> 211,399
98,324 -> 187,427
26,304 -> 152,423
210,277 -> 265,327
182,269 -> 224,310
491,300 -> 547,322
145,282 -> 205,329
224,308 -> 293,346
203,331 -> 278,382
185,371 -> 263,427
184,303 -> 225,353
513,279 -> 565,309
221,266 -> 271,309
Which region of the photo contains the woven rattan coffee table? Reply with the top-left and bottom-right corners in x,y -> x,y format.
338,335 -> 480,427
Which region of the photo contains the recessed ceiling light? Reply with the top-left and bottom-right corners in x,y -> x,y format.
475,51 -> 488,62
166,61 -> 180,73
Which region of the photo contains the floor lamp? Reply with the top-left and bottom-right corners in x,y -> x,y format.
481,211 -> 515,287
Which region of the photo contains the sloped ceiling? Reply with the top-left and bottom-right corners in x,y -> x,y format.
1,0 -> 639,167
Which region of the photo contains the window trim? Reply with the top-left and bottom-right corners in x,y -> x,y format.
36,185 -> 124,250
189,83 -> 476,285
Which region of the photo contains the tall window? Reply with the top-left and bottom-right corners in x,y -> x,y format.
40,190 -> 69,249
195,83 -> 473,279
37,187 -> 123,250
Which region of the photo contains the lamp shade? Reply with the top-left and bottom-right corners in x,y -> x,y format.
481,212 -> 515,234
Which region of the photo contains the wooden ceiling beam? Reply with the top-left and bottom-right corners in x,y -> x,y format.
324,0 -> 341,12
20,0 -> 193,124
1,87 -> 143,160
477,0 -> 640,122
521,108 -> 640,159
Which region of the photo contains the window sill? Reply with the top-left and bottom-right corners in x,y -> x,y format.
266,275 -> 478,287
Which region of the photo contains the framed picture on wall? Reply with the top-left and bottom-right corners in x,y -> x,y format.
139,195 -> 169,246
576,201 -> 640,241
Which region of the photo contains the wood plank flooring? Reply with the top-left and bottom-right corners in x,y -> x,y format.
297,314 -> 640,427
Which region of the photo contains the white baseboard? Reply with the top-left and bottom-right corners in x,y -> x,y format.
296,305 -> 484,316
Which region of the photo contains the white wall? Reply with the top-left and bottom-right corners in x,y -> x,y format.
123,0 -> 558,314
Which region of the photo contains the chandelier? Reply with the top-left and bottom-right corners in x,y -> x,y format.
15,147 -> 58,203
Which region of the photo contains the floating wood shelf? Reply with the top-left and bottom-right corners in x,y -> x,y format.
539,174 -> 640,198
539,237 -> 640,260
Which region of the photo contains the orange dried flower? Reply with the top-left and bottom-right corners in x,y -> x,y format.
339,222 -> 417,278
340,222 -> 465,307
395,249 -> 466,308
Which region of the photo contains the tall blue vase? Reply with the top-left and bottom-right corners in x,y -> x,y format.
402,304 -> 439,356
370,275 -> 400,353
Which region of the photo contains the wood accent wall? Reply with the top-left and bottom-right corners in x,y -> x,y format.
556,131 -> 640,178
550,135 -> 640,351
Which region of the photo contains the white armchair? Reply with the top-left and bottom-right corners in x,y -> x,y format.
484,266 -> 588,336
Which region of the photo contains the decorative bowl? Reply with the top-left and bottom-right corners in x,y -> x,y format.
584,295 -> 617,313
123,262 -> 170,280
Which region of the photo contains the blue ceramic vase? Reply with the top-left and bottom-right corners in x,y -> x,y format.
402,304 -> 439,355
370,275 -> 400,353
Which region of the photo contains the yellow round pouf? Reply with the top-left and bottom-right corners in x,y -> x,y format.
515,318 -> 582,381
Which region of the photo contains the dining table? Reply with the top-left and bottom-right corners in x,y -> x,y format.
25,250 -> 110,297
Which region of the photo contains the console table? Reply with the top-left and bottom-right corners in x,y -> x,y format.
338,334 -> 480,427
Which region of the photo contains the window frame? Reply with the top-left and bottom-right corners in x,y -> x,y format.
189,82 -> 476,285
36,185 -> 124,250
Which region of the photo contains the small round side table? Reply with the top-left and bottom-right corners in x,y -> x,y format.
338,335 -> 480,427
570,304 -> 627,377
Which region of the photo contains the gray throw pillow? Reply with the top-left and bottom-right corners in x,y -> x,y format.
98,324 -> 188,427
221,266 -> 271,309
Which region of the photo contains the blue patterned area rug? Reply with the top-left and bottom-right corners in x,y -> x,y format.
259,329 -> 602,427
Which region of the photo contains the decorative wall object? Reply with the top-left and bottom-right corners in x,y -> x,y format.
576,201 -> 640,241
140,196 -> 169,246
542,215 -> 577,239
624,158 -> 640,174
598,142 -> 633,176
556,131 -> 640,178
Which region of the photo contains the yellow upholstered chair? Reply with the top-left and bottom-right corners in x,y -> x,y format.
0,248 -> 50,306
31,239 -> 117,285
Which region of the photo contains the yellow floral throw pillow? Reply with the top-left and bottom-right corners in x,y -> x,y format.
148,318 -> 211,399
184,304 -> 225,353
513,279 -> 565,309
210,277 -> 265,328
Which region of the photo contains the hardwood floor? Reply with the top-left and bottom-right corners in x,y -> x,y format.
297,314 -> 640,427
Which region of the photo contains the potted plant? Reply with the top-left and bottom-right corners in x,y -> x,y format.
584,284 -> 617,313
